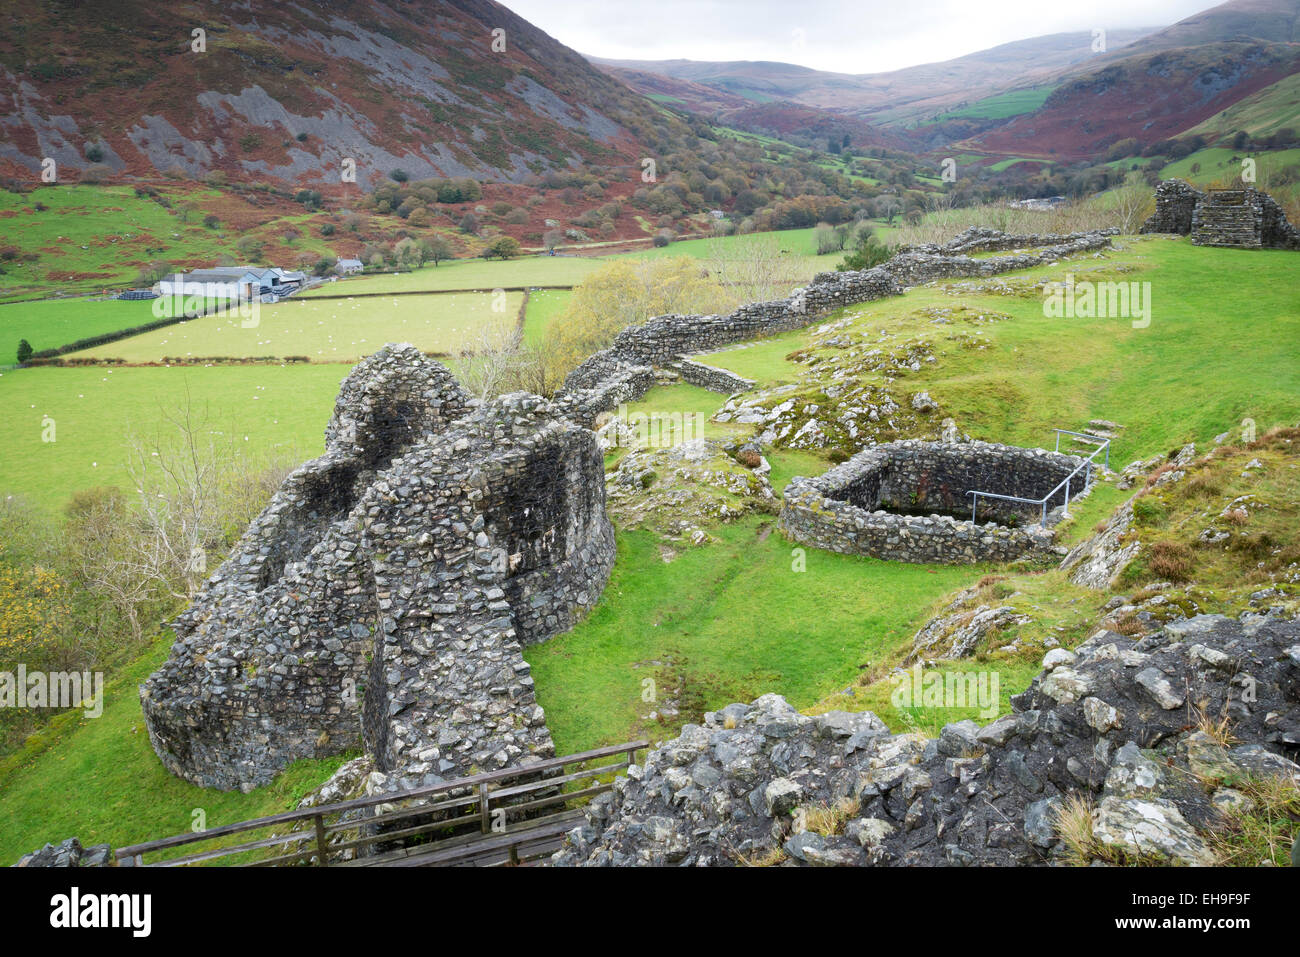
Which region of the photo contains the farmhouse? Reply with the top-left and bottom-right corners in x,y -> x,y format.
156,266 -> 304,302
335,257 -> 363,275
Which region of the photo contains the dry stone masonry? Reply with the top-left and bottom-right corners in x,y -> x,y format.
553,610 -> 1300,866
780,440 -> 1087,564
142,345 -> 614,792
554,228 -> 1116,427
1141,179 -> 1300,249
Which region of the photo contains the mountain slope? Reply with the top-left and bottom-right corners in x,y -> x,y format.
1115,0 -> 1300,53
595,30 -> 1156,124
0,0 -> 672,188
969,40 -> 1300,159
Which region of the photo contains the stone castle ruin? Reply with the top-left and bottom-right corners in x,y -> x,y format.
1141,179 -> 1300,249
140,227 -> 1122,798
142,345 -> 614,791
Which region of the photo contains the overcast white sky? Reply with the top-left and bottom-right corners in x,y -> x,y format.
503,0 -> 1216,73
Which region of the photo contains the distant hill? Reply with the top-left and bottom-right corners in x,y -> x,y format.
0,0 -> 682,188
969,40 -> 1300,159
1113,0 -> 1300,52
595,0 -> 1300,161
594,30 -> 1157,125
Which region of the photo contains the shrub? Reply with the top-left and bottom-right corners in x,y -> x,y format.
389,169 -> 409,183
16,339 -> 33,364
202,213 -> 220,229
1131,496 -> 1165,526
836,235 -> 893,271
483,236 -> 521,260
1148,540 -> 1194,582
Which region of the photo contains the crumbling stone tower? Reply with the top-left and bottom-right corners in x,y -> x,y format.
141,345 -> 615,791
1141,179 -> 1300,249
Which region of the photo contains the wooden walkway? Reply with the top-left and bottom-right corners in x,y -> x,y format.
115,741 -> 646,868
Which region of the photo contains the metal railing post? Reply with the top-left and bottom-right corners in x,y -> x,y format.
1063,478 -> 1071,517
479,782 -> 491,834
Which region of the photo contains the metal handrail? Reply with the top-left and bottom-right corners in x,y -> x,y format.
1053,428 -> 1110,468
966,431 -> 1111,527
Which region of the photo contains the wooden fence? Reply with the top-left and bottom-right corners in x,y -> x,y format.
115,740 -> 646,868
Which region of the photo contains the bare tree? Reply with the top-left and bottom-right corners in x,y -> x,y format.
705,232 -> 808,304
454,314 -> 529,401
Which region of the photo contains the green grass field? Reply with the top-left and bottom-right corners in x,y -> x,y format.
0,364 -> 347,511
300,256 -> 604,295
1159,146 -> 1300,185
0,295 -> 199,357
66,291 -> 522,362
525,516 -> 976,754
923,86 -> 1056,124
521,288 -> 571,345
699,237 -> 1300,466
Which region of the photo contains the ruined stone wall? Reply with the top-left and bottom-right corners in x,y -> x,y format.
779,440 -> 1084,564
143,348 -> 614,792
676,358 -> 756,395
1142,180 -> 1300,249
1141,180 -> 1204,235
899,226 -> 1117,256
557,230 -> 1113,411
1190,187 -> 1300,249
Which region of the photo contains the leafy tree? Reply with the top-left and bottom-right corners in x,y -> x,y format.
540,257 -> 730,390
16,339 -> 32,364
836,233 -> 893,272
424,236 -> 454,266
484,236 -> 521,260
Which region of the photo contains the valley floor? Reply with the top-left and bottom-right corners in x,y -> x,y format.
1,234 -> 1298,859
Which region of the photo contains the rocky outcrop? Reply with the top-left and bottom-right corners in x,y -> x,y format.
553,610 -> 1300,866
14,838 -> 113,868
1060,495 -> 1141,589
907,589 -> 1033,661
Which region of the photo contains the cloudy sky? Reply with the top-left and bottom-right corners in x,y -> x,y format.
504,0 -> 1216,73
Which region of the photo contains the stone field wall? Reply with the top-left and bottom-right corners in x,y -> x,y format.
676,357 -> 756,395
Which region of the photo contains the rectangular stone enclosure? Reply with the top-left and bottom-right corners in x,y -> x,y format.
781,441 -> 1089,565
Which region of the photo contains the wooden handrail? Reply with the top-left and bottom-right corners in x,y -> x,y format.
115,740 -> 648,863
